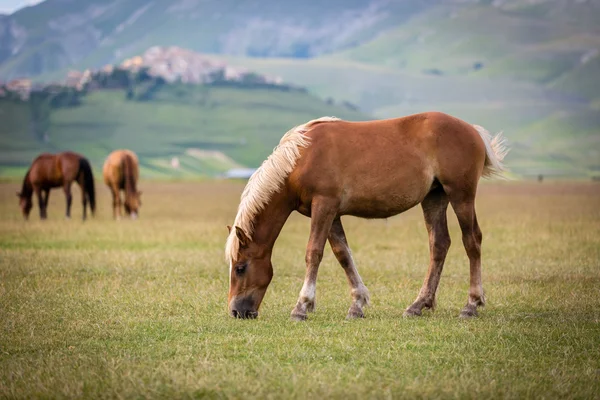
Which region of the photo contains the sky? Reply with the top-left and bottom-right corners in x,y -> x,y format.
0,0 -> 44,14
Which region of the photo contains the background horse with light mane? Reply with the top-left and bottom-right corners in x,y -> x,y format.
225,111 -> 508,320
17,151 -> 96,220
103,149 -> 141,219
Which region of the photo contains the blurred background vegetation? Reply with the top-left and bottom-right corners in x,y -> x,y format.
0,0 -> 598,179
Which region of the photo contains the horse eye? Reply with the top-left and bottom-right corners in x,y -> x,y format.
235,263 -> 247,275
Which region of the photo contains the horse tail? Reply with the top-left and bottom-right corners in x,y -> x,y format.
79,157 -> 96,215
472,125 -> 509,179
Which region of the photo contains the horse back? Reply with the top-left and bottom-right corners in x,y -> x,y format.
288,112 -> 487,217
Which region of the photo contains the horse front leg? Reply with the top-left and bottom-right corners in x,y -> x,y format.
111,185 -> 122,220
43,189 -> 50,214
34,186 -> 46,220
291,197 -> 339,321
328,218 -> 370,319
40,189 -> 50,219
63,183 -> 72,219
404,189 -> 450,317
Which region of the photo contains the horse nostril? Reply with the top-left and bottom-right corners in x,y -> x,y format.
246,311 -> 258,319
241,310 -> 257,319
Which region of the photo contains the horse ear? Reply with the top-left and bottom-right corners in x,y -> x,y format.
227,225 -> 232,234
235,226 -> 250,248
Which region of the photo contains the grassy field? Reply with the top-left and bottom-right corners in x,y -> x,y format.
0,180 -> 599,398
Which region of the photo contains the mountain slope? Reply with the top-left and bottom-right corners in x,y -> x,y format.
330,1 -> 600,94
0,83 -> 369,178
0,0 -> 431,79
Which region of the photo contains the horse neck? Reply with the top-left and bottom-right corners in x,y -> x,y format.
249,188 -> 295,259
20,170 -> 33,198
122,156 -> 137,195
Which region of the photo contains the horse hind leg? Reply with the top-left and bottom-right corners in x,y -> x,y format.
291,196 -> 339,321
328,218 -> 370,319
404,187 -> 450,317
450,195 -> 485,318
63,183 -> 73,219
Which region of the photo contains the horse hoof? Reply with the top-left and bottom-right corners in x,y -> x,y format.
346,306 -> 365,319
306,302 -> 315,313
403,308 -> 422,318
459,307 -> 478,319
290,311 -> 308,321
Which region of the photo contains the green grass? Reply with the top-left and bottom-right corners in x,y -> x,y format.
0,181 -> 599,398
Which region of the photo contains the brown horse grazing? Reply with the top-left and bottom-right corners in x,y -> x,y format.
18,151 -> 96,220
225,112 -> 508,320
103,149 -> 141,219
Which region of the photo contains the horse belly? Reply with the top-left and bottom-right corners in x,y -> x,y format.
340,179 -> 431,218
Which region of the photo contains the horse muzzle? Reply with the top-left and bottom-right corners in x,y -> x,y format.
230,309 -> 259,319
229,295 -> 259,319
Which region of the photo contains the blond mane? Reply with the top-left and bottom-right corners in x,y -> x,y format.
225,116 -> 340,263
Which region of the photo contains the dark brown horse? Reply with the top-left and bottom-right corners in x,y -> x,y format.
103,149 -> 141,219
225,112 -> 508,320
18,151 -> 96,220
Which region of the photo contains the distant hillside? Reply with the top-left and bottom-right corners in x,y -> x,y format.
0,51 -> 369,178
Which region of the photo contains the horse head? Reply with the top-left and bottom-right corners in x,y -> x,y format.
226,226 -> 273,319
16,192 -> 32,220
124,191 -> 142,219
